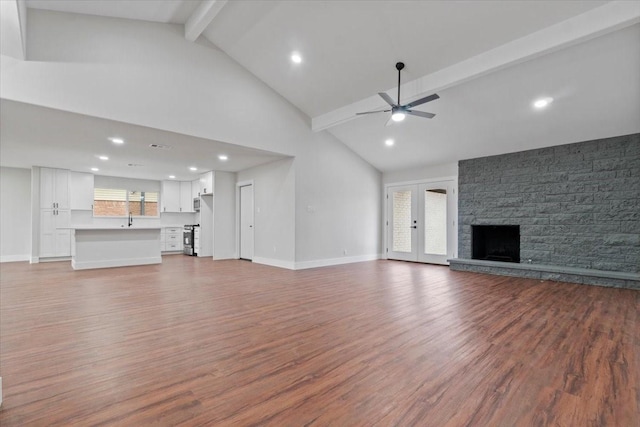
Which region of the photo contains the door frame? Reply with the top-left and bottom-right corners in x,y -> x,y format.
383,176 -> 458,264
235,180 -> 254,260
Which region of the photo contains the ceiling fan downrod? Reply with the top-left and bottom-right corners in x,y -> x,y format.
396,62 -> 404,105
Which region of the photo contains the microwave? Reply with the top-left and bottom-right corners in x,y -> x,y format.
193,197 -> 201,211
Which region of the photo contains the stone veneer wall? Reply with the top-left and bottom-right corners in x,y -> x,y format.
458,133 -> 639,274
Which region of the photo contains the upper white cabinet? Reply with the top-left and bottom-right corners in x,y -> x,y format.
180,181 -> 194,213
40,167 -> 70,209
69,171 -> 94,210
200,171 -> 214,195
161,180 -> 181,213
161,180 -> 193,213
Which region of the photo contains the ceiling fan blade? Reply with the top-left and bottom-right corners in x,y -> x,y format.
378,92 -> 396,107
356,109 -> 391,115
385,116 -> 395,127
406,110 -> 435,119
405,93 -> 440,109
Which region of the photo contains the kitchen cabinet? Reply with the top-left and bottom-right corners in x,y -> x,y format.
180,181 -> 194,213
39,167 -> 71,258
200,171 -> 214,195
192,179 -> 200,198
40,208 -> 71,257
161,181 -> 181,213
161,227 -> 183,252
162,181 -> 194,213
70,171 -> 94,210
40,167 -> 70,210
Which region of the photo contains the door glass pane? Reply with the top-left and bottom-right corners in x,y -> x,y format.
424,189 -> 447,255
392,190 -> 412,252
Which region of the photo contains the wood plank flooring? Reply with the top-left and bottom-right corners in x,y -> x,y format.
0,256 -> 638,426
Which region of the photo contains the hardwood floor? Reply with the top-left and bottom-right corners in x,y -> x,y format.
0,257 -> 638,426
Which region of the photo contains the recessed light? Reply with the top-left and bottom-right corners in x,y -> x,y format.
291,52 -> 302,64
189,166 -> 198,171
98,155 -> 109,161
218,155 -> 228,161
109,137 -> 124,144
533,97 -> 553,109
385,139 -> 395,146
91,167 -> 99,172
169,175 -> 176,179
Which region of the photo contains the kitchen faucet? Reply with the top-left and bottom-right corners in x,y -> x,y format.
128,212 -> 133,227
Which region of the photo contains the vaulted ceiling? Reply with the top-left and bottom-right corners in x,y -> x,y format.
1,1 -> 639,177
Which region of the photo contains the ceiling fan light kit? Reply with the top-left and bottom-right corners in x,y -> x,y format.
357,62 -> 439,125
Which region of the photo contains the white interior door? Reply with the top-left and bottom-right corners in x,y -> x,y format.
387,185 -> 418,261
239,184 -> 254,260
387,181 -> 456,265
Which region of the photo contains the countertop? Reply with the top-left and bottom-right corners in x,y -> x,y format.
71,226 -> 163,230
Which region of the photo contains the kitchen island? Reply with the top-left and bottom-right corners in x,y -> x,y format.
72,226 -> 162,270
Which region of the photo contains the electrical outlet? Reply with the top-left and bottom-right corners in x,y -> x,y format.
273,246 -> 277,253
343,249 -> 347,255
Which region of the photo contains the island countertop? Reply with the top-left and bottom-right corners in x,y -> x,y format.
70,226 -> 163,230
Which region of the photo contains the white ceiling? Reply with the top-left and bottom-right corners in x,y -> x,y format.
203,0 -> 609,118
25,0 -> 199,24
3,1 -> 640,177
0,100 -> 289,181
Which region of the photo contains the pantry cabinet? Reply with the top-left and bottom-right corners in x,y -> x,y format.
39,167 -> 71,258
40,167 -> 70,210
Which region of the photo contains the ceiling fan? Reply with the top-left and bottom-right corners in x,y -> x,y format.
356,62 -> 439,125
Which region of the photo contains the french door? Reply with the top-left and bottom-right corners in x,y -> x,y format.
387,181 -> 456,265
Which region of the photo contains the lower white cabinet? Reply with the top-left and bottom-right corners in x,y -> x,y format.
40,209 -> 71,257
161,227 -> 183,252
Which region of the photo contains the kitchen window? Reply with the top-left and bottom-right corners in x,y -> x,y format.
93,188 -> 159,217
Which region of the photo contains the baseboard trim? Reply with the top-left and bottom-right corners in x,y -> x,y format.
0,254 -> 30,263
295,254 -> 382,270
252,257 -> 296,270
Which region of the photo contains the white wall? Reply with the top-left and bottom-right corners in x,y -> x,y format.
94,175 -> 160,192
237,159 -> 296,268
295,132 -> 382,267
0,167 -> 31,262
213,171 -> 236,260
383,162 -> 458,184
1,10 -> 382,269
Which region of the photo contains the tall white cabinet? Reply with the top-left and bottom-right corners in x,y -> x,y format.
40,167 -> 70,210
40,167 -> 71,258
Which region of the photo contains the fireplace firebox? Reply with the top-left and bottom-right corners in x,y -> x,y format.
472,225 -> 520,263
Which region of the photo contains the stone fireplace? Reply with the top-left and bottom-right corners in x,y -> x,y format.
449,133 -> 639,290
